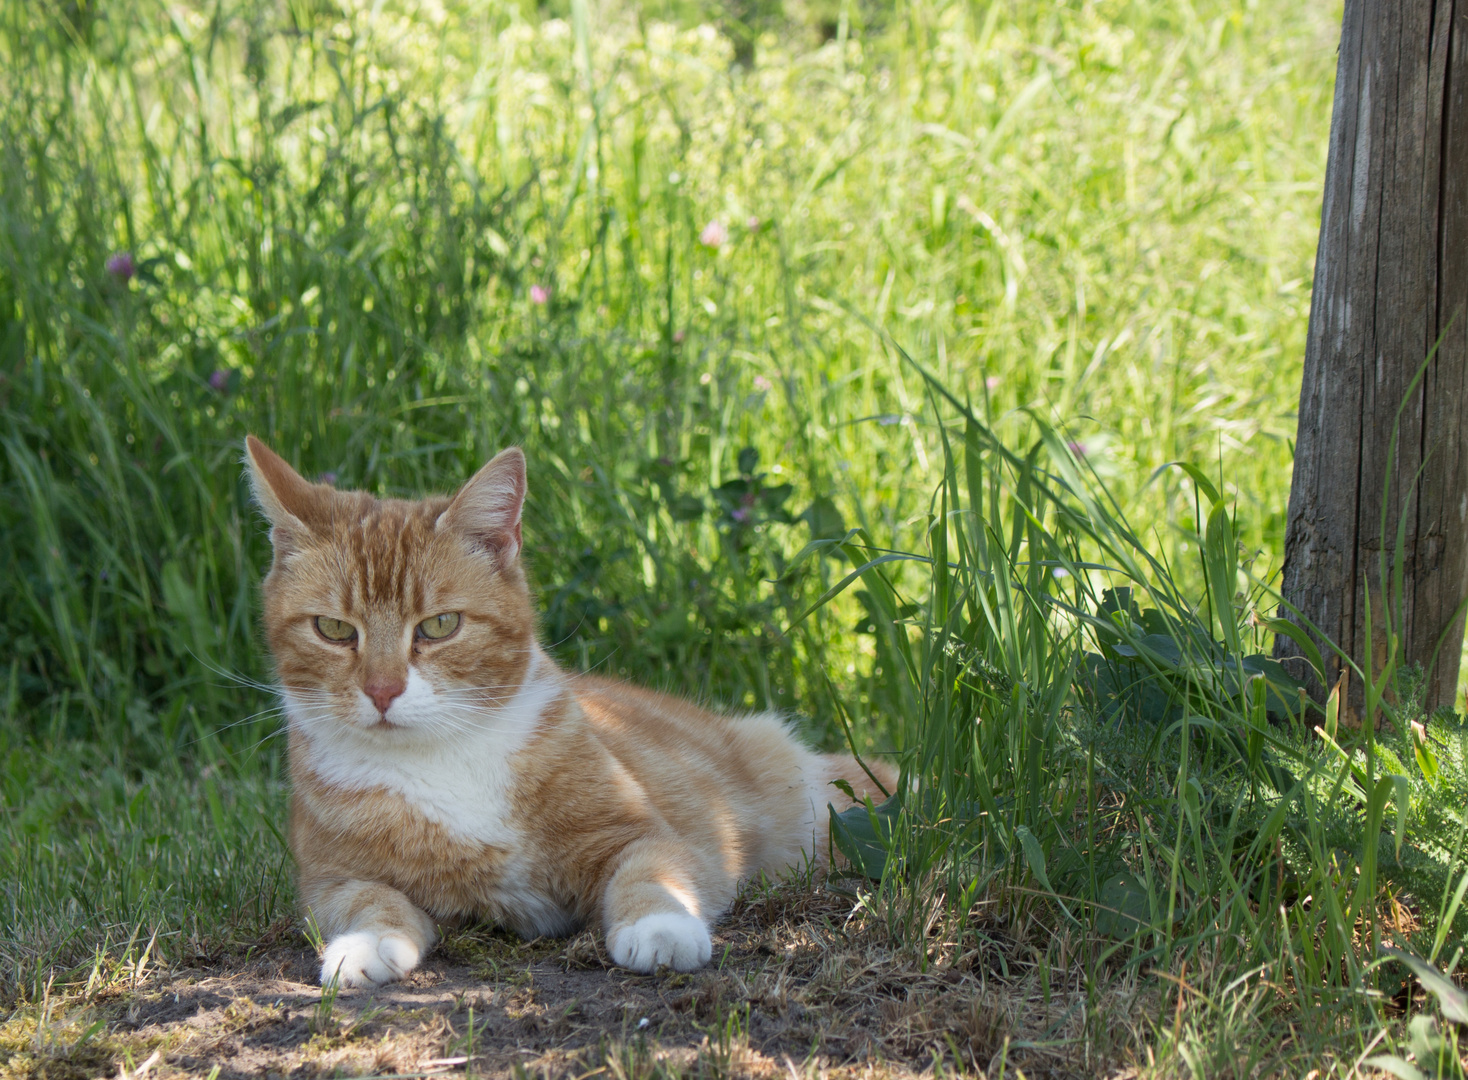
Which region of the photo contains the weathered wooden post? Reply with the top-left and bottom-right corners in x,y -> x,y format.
1276,0 -> 1468,715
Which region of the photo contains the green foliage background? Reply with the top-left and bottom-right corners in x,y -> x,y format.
0,0 -> 1334,758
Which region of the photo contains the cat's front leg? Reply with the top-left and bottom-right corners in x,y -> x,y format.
305,878 -> 437,987
601,837 -> 718,972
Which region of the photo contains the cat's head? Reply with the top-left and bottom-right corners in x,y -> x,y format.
245,435 -> 537,737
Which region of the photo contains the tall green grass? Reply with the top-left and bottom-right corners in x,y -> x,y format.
819,351 -> 1468,1072
0,0 -> 1335,758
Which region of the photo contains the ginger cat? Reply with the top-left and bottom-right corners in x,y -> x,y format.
244,436 -> 894,985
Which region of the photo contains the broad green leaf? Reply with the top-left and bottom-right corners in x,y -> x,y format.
1014,825 -> 1079,924
667,493 -> 705,520
1173,461 -> 1222,506
1324,671 -> 1344,741
800,496 -> 848,543
1202,498 -> 1241,658
1014,825 -> 1054,893
1411,725 -> 1441,787
1361,1055 -> 1426,1080
1407,1014 -> 1453,1072
1382,947 -> 1468,1026
1098,587 -> 1142,621
1261,616 -> 1326,686
828,796 -> 901,880
1388,773 -> 1411,860
1094,872 -> 1150,938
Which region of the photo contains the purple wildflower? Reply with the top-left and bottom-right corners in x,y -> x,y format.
530,284 -> 549,305
208,369 -> 232,392
106,252 -> 135,281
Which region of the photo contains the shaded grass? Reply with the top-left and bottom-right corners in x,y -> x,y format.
0,739 -> 293,1005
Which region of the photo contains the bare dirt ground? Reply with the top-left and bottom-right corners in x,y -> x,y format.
3,883 -> 1143,1080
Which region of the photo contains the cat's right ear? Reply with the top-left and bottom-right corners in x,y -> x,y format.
244,435 -> 324,555
437,447 -> 526,563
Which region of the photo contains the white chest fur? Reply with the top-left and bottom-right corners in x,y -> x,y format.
285,650 -> 564,849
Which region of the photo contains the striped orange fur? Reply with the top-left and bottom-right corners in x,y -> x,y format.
245,436 -> 894,984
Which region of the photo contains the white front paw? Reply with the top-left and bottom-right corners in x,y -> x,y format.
607,912 -> 712,973
320,930 -> 422,987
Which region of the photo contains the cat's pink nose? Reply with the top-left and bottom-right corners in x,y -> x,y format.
365,676 -> 406,715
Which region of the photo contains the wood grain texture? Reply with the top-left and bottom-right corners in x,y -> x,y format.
1277,0 -> 1468,713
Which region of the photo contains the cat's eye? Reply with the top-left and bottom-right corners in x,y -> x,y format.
417,612 -> 460,641
315,616 -> 357,643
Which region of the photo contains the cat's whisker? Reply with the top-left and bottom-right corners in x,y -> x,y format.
236,726 -> 290,761
183,713 -> 292,745
426,703 -> 514,718
420,714 -> 510,735
188,655 -> 283,694
429,705 -> 519,724
437,684 -> 530,694
278,687 -> 341,700
430,715 -> 518,733
421,710 -> 523,735
205,709 -> 289,734
435,702 -> 516,715
181,705 -> 294,747
278,705 -> 348,731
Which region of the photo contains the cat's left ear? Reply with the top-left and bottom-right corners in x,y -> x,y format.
437,447 -> 526,562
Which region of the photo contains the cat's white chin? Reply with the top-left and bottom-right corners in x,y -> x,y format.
320,930 -> 422,987
606,912 -> 712,972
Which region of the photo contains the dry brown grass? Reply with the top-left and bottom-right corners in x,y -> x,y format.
0,876 -> 1168,1080
9,873 -> 1455,1080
